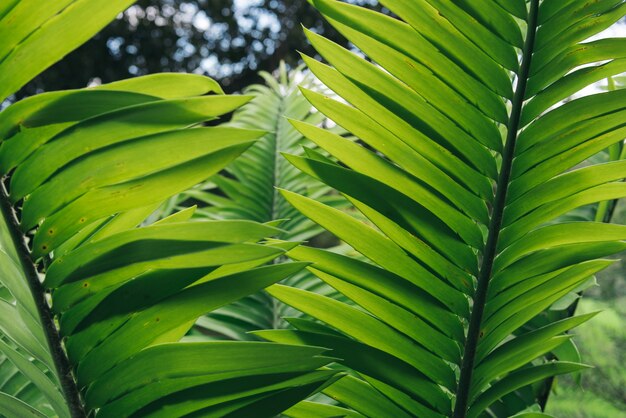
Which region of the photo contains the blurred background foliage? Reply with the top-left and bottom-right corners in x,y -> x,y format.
546,297 -> 626,417
6,1 -> 624,416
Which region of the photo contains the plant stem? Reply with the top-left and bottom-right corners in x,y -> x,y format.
269,85 -> 287,225
452,2 -> 539,417
0,180 -> 87,418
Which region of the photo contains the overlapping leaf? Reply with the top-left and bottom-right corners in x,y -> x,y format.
149,66 -> 352,342
0,71 -> 338,417
0,0 -> 140,103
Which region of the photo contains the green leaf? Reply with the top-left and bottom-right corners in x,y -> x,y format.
468,362 -> 590,418
0,339 -> 68,417
1,55 -> 332,417
85,342 -> 334,413
290,244 -> 467,326
258,328 -> 450,414
0,392 -> 48,418
284,400 -> 364,418
278,1 -> 626,417
21,127 -> 264,230
0,0 -> 137,101
280,190 -> 468,333
267,284 -> 456,390
323,375 -> 416,418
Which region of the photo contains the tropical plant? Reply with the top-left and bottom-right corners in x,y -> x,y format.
152,63 -> 342,234
153,63 -> 352,341
3,1 -> 626,417
257,1 -> 626,417
532,75 -> 626,411
0,2 -> 339,417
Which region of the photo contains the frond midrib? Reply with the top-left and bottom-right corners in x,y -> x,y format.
270,91 -> 288,225
0,182 -> 85,418
453,1 -> 540,416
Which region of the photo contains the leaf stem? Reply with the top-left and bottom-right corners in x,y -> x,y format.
0,180 -> 87,418
452,2 -> 539,417
270,87 -> 287,224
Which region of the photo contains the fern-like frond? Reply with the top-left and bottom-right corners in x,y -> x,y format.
154,65 -> 352,341
157,64 -> 345,240
262,1 -> 626,417
0,0 -> 139,104
0,3 -> 340,415
0,73 -> 340,417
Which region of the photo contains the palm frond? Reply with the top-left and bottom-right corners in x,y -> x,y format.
261,1 -> 626,417
156,63 -> 345,240
0,3 -> 339,416
0,73 -> 339,417
0,0 -> 138,103
152,65 -> 353,342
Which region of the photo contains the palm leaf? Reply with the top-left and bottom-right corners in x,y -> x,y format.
194,64 -> 338,235
0,0 -> 145,103
152,65 -> 353,342
532,76 -> 626,409
155,63 -> 345,238
0,75 -> 338,417
260,1 -> 626,417
0,3 -> 338,417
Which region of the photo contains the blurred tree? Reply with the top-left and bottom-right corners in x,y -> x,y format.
11,0 -> 385,100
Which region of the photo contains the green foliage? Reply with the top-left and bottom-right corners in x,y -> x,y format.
155,63 -> 342,235
0,0 -> 137,103
154,64 -> 353,341
262,1 -> 626,417
0,2 -> 337,417
0,73 -> 339,416
1,1 -> 625,418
